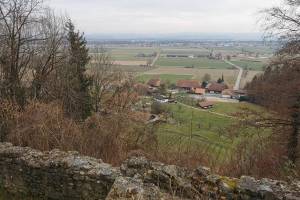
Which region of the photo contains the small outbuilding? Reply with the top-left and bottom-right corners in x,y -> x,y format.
198,101 -> 214,109
191,87 -> 206,95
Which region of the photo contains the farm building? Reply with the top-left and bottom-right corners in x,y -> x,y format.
198,101 -> 214,109
191,88 -> 206,95
147,79 -> 161,87
177,80 -> 201,91
207,82 -> 228,94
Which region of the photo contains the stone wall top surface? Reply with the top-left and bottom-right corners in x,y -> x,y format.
0,142 -> 299,200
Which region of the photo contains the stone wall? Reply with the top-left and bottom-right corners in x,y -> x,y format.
0,142 -> 299,200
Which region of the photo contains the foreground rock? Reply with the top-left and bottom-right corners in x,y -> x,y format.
0,143 -> 299,200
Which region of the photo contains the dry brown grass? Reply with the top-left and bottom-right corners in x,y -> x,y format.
1,101 -> 294,179
4,101 -> 156,165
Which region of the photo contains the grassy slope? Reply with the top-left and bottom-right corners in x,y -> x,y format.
157,104 -> 233,157
156,102 -> 268,160
210,102 -> 263,115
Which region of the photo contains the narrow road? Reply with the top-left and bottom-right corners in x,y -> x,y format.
135,50 -> 161,77
224,60 -> 243,90
151,50 -> 161,67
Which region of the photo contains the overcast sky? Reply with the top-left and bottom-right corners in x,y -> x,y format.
48,0 -> 282,34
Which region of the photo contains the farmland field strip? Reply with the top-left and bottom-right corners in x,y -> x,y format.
160,128 -> 231,150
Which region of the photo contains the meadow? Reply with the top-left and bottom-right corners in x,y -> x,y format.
107,47 -> 158,61
142,68 -> 239,86
231,59 -> 267,71
161,47 -> 210,55
156,57 -> 233,69
156,103 -> 234,161
155,102 -> 269,163
136,74 -> 193,84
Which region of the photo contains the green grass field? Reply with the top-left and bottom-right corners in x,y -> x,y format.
156,104 -> 234,159
210,102 -> 263,115
108,48 -> 157,61
208,46 -> 275,55
231,60 -> 267,71
156,57 -> 232,69
136,74 -> 193,84
155,102 -> 269,160
161,48 -> 210,56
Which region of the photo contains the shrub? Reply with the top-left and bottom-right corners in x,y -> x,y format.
151,102 -> 169,115
0,101 -> 16,142
4,101 -> 157,166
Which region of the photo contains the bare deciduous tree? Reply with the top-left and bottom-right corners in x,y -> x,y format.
90,50 -> 118,112
261,0 -> 300,41
90,50 -> 138,114
30,9 -> 67,100
0,0 -> 67,107
0,0 -> 43,107
247,0 -> 300,165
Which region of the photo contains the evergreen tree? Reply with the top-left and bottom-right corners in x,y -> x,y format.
217,74 -> 224,84
62,20 -> 92,120
201,81 -> 208,88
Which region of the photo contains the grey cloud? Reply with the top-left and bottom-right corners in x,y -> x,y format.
49,0 -> 282,34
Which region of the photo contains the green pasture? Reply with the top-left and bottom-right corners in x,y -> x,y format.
156,57 -> 232,69
136,74 -> 194,84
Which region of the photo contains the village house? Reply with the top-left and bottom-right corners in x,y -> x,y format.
198,101 -> 214,109
207,82 -> 228,94
176,80 -> 201,91
191,87 -> 206,95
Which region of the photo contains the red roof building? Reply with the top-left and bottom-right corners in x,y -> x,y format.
198,101 -> 214,109
192,88 -> 206,95
177,80 -> 201,90
207,82 -> 228,93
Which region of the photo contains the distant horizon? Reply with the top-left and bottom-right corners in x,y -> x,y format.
85,32 -> 271,42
